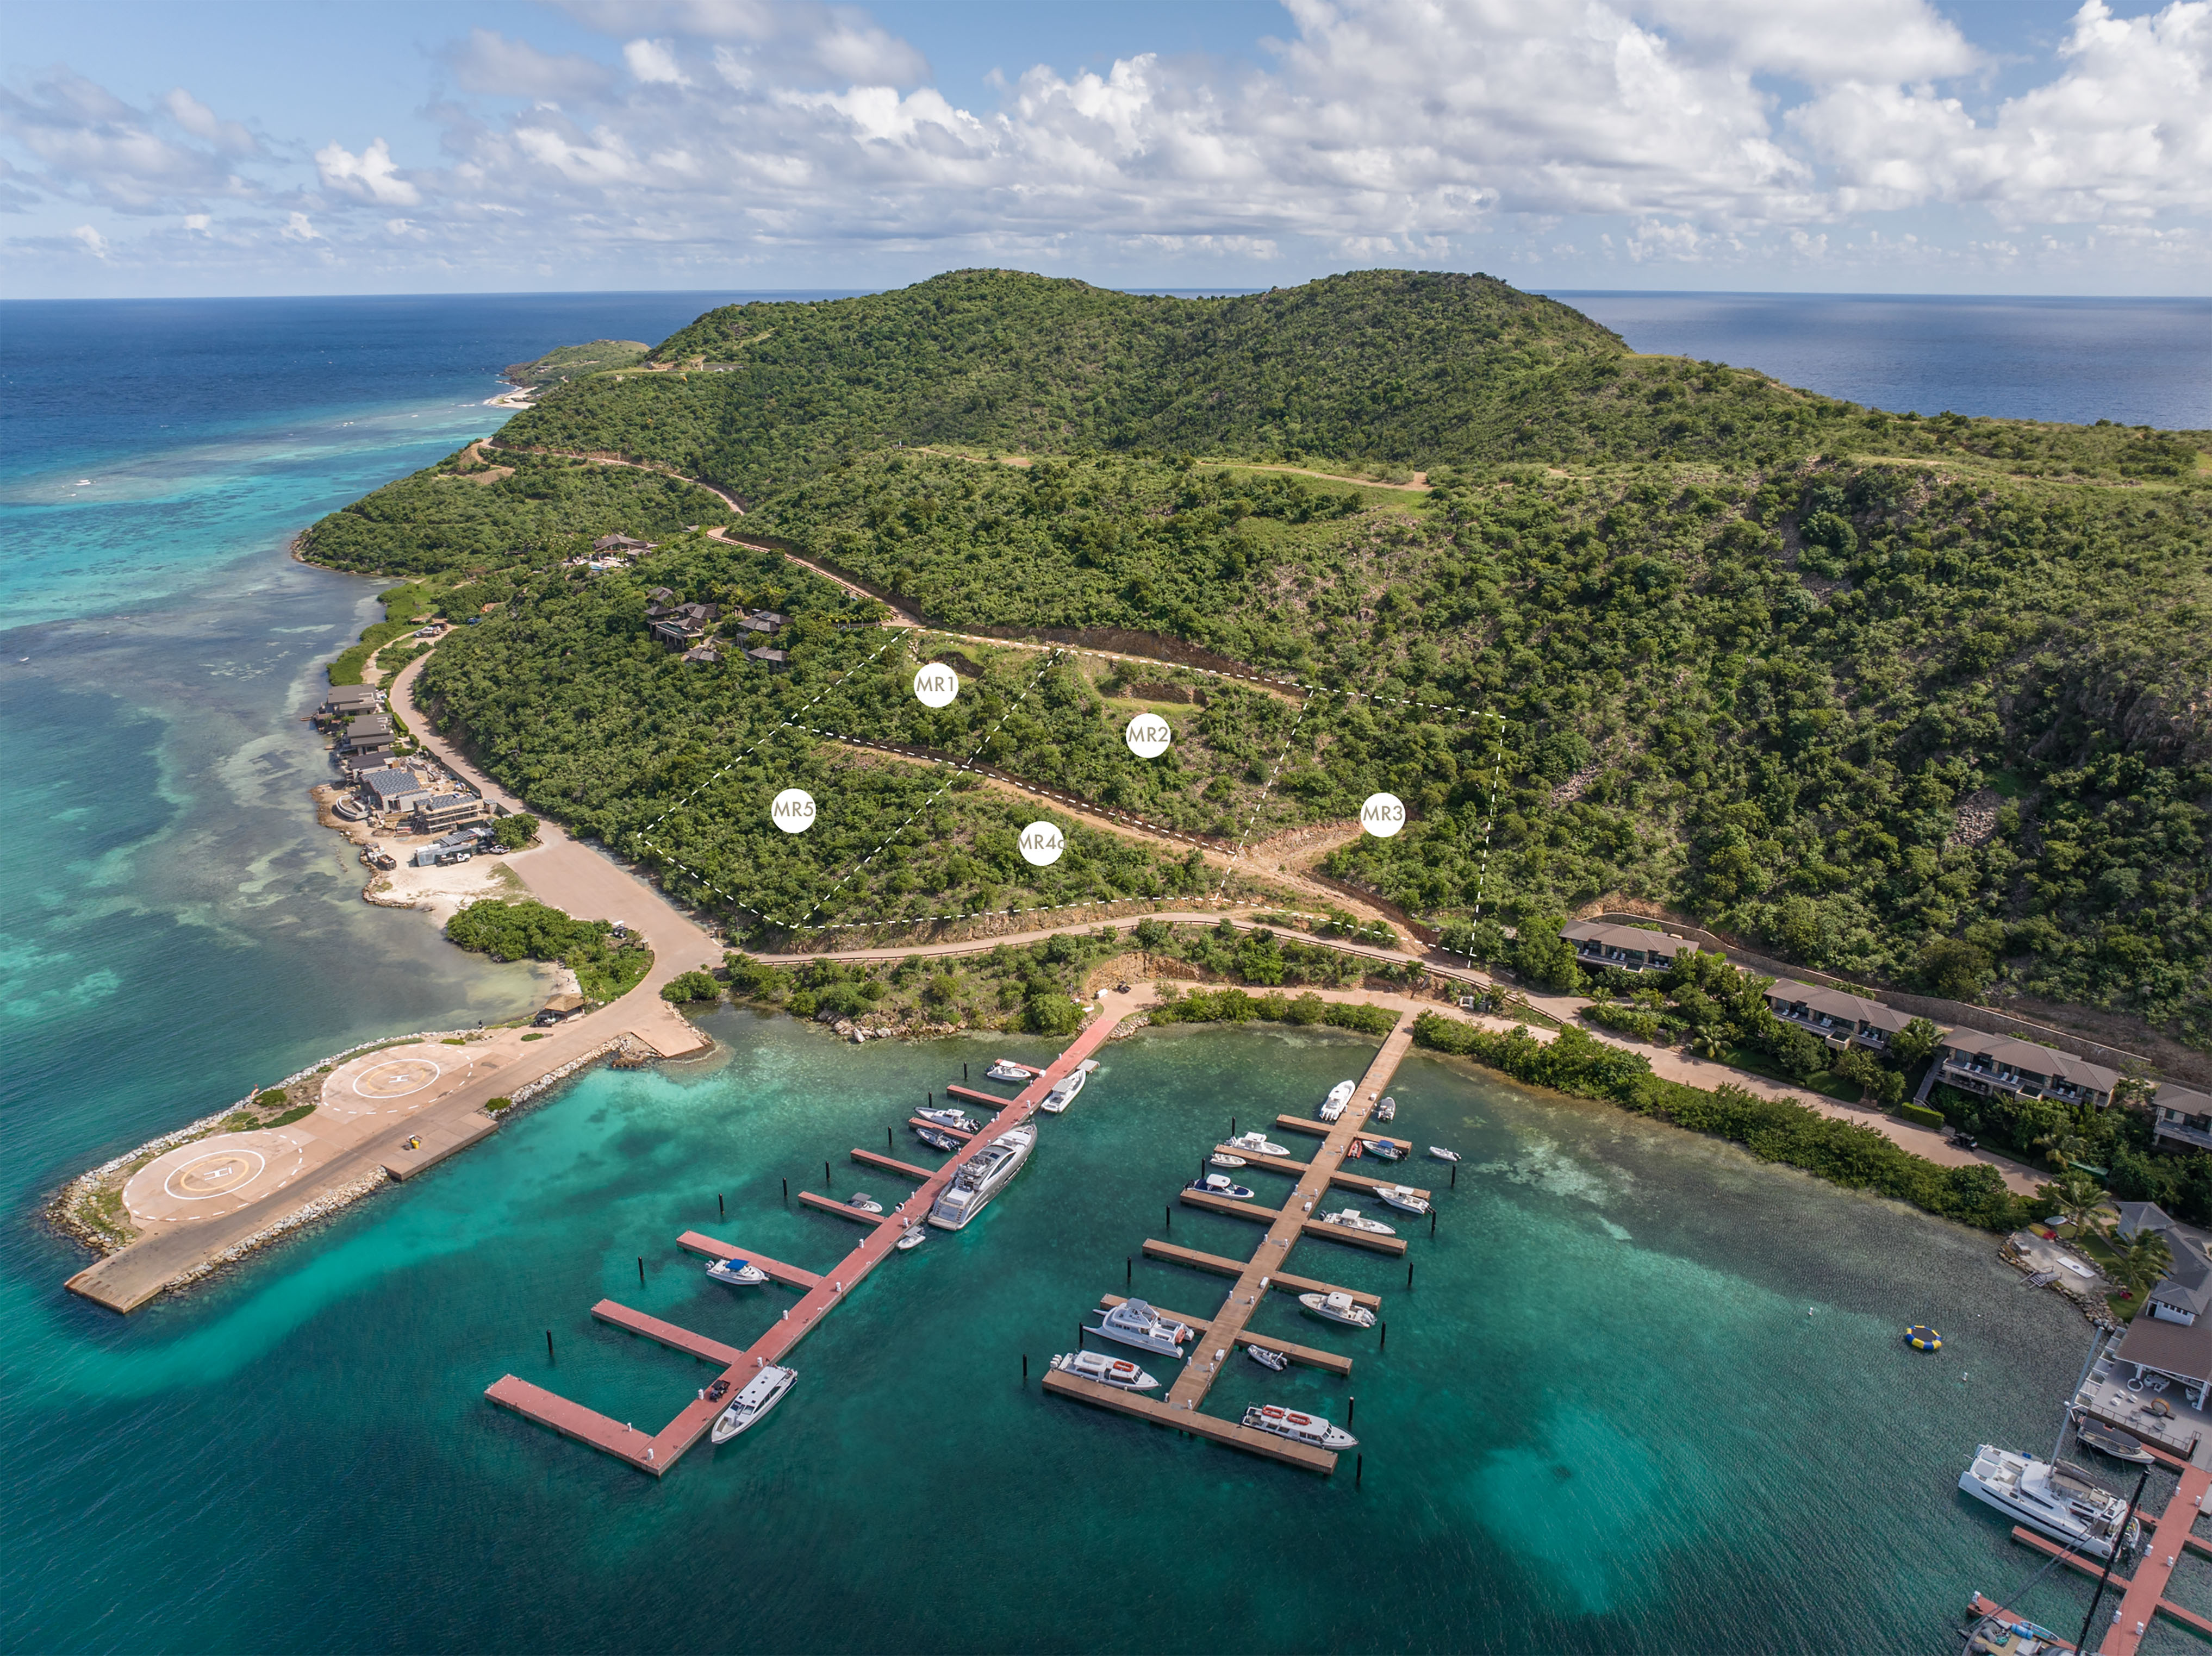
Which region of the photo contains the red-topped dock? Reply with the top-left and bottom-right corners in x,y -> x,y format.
2003,1462 -> 2212,1653
675,1233 -> 821,1290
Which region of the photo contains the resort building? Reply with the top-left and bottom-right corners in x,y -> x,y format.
1763,979 -> 1917,1052
2153,1083 -> 2212,1154
745,647 -> 790,671
594,533 -> 654,557
357,766 -> 431,816
321,684 -> 382,720
340,713 -> 396,759
650,617 -> 702,650
412,793 -> 490,835
1932,1028 -> 2118,1110
2110,1310 -> 2212,1415
1560,920 -> 1697,973
682,645 -> 722,666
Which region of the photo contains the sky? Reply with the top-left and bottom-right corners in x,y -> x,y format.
2,0 -> 2208,298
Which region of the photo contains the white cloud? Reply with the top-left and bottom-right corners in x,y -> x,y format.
183,212 -> 209,232
443,29 -> 613,99
0,70 -> 252,211
281,210 -> 320,240
622,39 -> 690,85
161,89 -> 259,155
314,138 -> 420,205
70,222 -> 108,257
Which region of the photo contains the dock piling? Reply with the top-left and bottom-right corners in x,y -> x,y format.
824,1160 -> 831,1188
1347,1395 -> 1355,1424
1430,1210 -> 1437,1236
1077,1325 -> 1085,1348
782,1177 -> 788,1203
547,1329 -> 554,1360
638,1256 -> 645,1284
1379,1321 -> 1386,1352
1407,1261 -> 1413,1289
1127,1257 -> 1133,1287
1023,1353 -> 1029,1382
1450,1164 -> 1456,1188
1356,1453 -> 1363,1486
888,1127 -> 894,1151
718,1193 -> 725,1218
1166,1204 -> 1172,1230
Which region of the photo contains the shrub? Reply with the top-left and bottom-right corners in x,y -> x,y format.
662,970 -> 721,1003
1024,985 -> 1083,1035
486,1096 -> 514,1114
254,1089 -> 289,1109
1585,1002 -> 1666,1042
1899,1101 -> 1946,1128
493,813 -> 540,850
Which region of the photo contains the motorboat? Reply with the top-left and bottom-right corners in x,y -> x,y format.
926,1122 -> 1037,1230
1427,1146 -> 1462,1163
1090,1298 -> 1194,1359
895,1223 -> 926,1251
1374,1096 -> 1397,1122
1957,1445 -> 2141,1561
2074,1415 -> 2155,1465
1375,1184 -> 1430,1215
846,1192 -> 884,1215
913,1124 -> 961,1152
1247,1343 -> 1289,1372
1241,1403 -> 1356,1449
1363,1138 -> 1406,1161
1319,1080 -> 1356,1122
1318,1207 -> 1396,1236
1964,1593 -> 2076,1656
709,1364 -> 797,1443
1050,1350 -> 1159,1390
1299,1289 -> 1378,1328
1188,1173 -> 1257,1200
1229,1132 -> 1289,1157
1209,1153 -> 1249,1169
986,1058 -> 1039,1083
1039,1068 -> 1087,1114
918,1105 -> 980,1133
706,1255 -> 769,1286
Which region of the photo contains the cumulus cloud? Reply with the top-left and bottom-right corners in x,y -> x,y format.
0,70 -> 254,211
622,38 -> 690,84
161,89 -> 260,155
442,29 -> 613,99
281,210 -> 320,241
314,138 -> 420,205
71,222 -> 108,257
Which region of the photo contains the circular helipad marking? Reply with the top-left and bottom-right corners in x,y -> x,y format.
1019,821 -> 1066,867
912,665 -> 958,708
353,1057 -> 443,1098
166,1148 -> 267,1199
1124,713 -> 1172,759
1360,792 -> 1407,838
771,788 -> 816,833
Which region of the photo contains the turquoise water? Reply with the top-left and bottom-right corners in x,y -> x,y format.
0,295 -> 2178,1653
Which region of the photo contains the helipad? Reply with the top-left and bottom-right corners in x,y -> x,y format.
320,1043 -> 491,1119
124,1130 -> 312,1225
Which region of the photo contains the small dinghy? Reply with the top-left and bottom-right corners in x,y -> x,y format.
1318,1207 -> 1396,1236
847,1192 -> 885,1215
1209,1152 -> 1249,1169
1318,1080 -> 1356,1122
1375,1184 -> 1429,1215
1427,1146 -> 1462,1163
1246,1343 -> 1289,1372
1051,1350 -> 1159,1390
913,1125 -> 959,1152
707,1255 -> 769,1286
711,1365 -> 796,1443
1188,1173 -> 1257,1200
895,1223 -> 926,1251
1229,1132 -> 1289,1157
918,1105 -> 981,1133
1373,1096 -> 1397,1122
986,1059 -> 1039,1083
1299,1289 -> 1378,1329
2076,1415 -> 2155,1465
1242,1403 -> 1356,1450
1363,1138 -> 1406,1161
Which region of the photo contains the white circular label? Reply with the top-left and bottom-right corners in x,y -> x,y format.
770,788 -> 817,833
1124,713 -> 1173,759
912,665 -> 959,708
1018,821 -> 1066,867
1360,792 -> 1407,838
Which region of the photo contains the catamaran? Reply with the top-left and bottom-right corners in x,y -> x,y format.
1319,1080 -> 1356,1122
1242,1403 -> 1357,1449
709,1365 -> 797,1443
1050,1350 -> 1159,1390
926,1123 -> 1037,1230
706,1255 -> 769,1286
1090,1298 -> 1194,1359
1958,1445 -> 2141,1561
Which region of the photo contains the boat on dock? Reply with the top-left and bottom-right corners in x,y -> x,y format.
705,1256 -> 769,1286
918,1105 -> 981,1133
1247,1343 -> 1288,1372
1374,1096 -> 1397,1122
1051,1350 -> 1160,1390
895,1222 -> 927,1251
1299,1289 -> 1378,1329
1091,1298 -> 1195,1359
1317,1207 -> 1396,1236
1188,1173 -> 1256,1200
1242,1403 -> 1356,1449
986,1058 -> 1040,1082
1318,1080 -> 1356,1122
709,1364 -> 797,1443
913,1124 -> 961,1152
846,1192 -> 884,1215
1375,1184 -> 1430,1215
2073,1414 -> 2154,1465
1039,1068 -> 1087,1114
1956,1445 -> 2141,1561
926,1123 -> 1037,1230
1427,1146 -> 1461,1163
1209,1152 -> 1249,1169
1228,1131 -> 1289,1157
1364,1138 -> 1406,1161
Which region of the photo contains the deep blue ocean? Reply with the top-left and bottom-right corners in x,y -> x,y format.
0,291 -> 2197,1654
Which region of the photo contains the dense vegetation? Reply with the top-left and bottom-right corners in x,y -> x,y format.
504,340 -> 649,388
443,898 -> 652,1002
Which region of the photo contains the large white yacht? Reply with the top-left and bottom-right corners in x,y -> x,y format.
1242,1403 -> 1357,1449
1958,1445 -> 2141,1561
1091,1298 -> 1194,1359
926,1122 -> 1037,1230
1319,1080 -> 1356,1122
709,1365 -> 796,1443
1050,1350 -> 1159,1390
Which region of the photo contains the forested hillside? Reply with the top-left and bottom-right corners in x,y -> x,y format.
309,268 -> 2212,1049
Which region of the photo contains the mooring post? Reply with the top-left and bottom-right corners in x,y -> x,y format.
1166,1203 -> 1172,1230
1407,1261 -> 1414,1289
825,1159 -> 831,1187
718,1192 -> 725,1218
638,1256 -> 645,1284
888,1127 -> 894,1151
1430,1210 -> 1437,1236
1127,1256 -> 1133,1287
1347,1395 -> 1356,1425
1231,1116 -> 1237,1136
546,1329 -> 554,1361
1451,1163 -> 1457,1189
1022,1353 -> 1028,1382
963,1065 -> 969,1082
1356,1454 -> 1363,1486
1380,1320 -> 1386,1352
1077,1325 -> 1085,1348
782,1177 -> 788,1203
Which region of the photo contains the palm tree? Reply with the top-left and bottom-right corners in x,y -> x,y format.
2052,1172 -> 2105,1239
1690,1024 -> 1729,1060
2108,1227 -> 2174,1299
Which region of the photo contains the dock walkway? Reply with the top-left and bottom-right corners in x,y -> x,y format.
2005,1465 -> 2212,1654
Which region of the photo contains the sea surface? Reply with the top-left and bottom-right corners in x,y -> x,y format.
0,292 -> 2183,1654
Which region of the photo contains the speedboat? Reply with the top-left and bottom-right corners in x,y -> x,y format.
1375,1184 -> 1430,1215
986,1058 -> 1039,1083
1363,1138 -> 1406,1161
1242,1403 -> 1356,1449
918,1105 -> 980,1133
926,1123 -> 1036,1230
1957,1445 -> 2141,1561
1318,1207 -> 1396,1236
1229,1132 -> 1289,1157
710,1365 -> 797,1443
913,1124 -> 960,1152
706,1255 -> 769,1286
1319,1080 -> 1356,1122
1050,1350 -> 1159,1390
1039,1069 -> 1086,1114
1299,1289 -> 1378,1328
846,1192 -> 884,1215
895,1223 -> 926,1251
2074,1414 -> 2155,1465
1090,1298 -> 1194,1359
1188,1173 -> 1257,1200
1374,1096 -> 1397,1122
1427,1146 -> 1462,1163
1247,1343 -> 1289,1372
1209,1152 -> 1249,1169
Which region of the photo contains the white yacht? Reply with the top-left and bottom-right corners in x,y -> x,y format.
1188,1173 -> 1256,1200
706,1255 -> 769,1286
1318,1207 -> 1396,1236
918,1105 -> 980,1133
1039,1069 -> 1086,1114
1958,1445 -> 2142,1561
1375,1184 -> 1429,1215
1427,1146 -> 1462,1163
1209,1152 -> 1249,1170
1091,1298 -> 1194,1359
1050,1350 -> 1160,1390
1299,1289 -> 1377,1328
1319,1080 -> 1356,1122
926,1122 -> 1037,1230
709,1365 -> 797,1443
986,1058 -> 1039,1083
1242,1403 -> 1357,1450
1229,1132 -> 1289,1157
1374,1096 -> 1397,1122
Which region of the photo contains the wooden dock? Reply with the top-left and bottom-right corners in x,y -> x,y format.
907,1116 -> 974,1142
488,1002 -> 1131,1476
1180,1189 -> 1282,1224
1096,1294 -> 1352,1374
1273,1115 -> 1412,1153
1139,1239 -> 1382,1307
850,1148 -> 933,1180
1040,1367 -> 1336,1472
2008,1494 -> 2212,1651
798,1189 -> 895,1225
1214,1146 -> 1430,1202
944,1084 -> 1017,1110
1298,1217 -> 1408,1256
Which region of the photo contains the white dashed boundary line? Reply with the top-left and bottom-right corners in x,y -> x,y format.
1216,690 -> 1317,899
